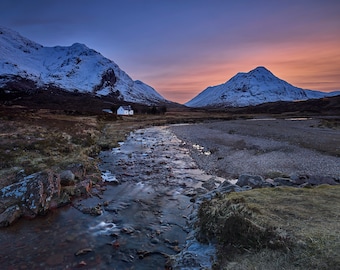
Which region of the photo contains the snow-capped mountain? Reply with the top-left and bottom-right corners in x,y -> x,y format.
185,66 -> 340,107
0,26 -> 167,105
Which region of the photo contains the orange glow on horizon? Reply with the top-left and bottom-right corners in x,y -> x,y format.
151,38 -> 340,104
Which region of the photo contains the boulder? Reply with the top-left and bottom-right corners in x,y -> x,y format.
65,163 -> 86,180
274,177 -> 296,187
0,170 -> 62,227
202,178 -> 219,191
59,170 -> 75,186
237,174 -> 269,188
290,174 -> 338,186
218,181 -> 244,193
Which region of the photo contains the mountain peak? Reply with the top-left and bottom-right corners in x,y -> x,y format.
0,26 -> 168,105
70,42 -> 90,50
249,66 -> 274,77
185,67 -> 338,108
234,66 -> 273,81
253,66 -> 270,72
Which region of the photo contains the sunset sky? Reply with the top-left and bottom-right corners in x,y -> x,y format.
1,0 -> 339,104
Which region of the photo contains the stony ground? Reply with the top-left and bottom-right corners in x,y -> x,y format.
170,118 -> 340,180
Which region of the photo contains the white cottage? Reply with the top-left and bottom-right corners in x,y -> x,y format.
117,105 -> 134,116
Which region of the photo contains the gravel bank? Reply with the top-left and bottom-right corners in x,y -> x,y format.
169,118 -> 340,179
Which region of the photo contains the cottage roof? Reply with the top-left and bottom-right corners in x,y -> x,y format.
119,105 -> 132,110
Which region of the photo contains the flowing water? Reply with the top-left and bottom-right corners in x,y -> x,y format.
0,126 -> 221,269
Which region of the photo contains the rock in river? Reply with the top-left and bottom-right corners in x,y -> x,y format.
0,170 -> 62,227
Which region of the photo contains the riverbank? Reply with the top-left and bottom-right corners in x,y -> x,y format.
169,118 -> 340,269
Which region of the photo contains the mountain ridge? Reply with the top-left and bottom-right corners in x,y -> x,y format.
0,26 -> 169,105
186,66 -> 340,108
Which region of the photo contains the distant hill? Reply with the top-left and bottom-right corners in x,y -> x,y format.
227,95 -> 340,116
0,26 -> 171,106
186,66 -> 340,108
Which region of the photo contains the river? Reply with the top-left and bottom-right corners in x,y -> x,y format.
0,126 -> 221,269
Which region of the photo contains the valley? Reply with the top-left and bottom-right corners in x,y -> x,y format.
0,25 -> 339,269
0,105 -> 339,269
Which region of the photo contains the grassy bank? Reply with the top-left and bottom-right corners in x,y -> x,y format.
0,107 -> 236,188
197,185 -> 340,269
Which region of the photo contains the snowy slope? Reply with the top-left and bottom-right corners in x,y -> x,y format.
0,26 -> 167,105
185,66 -> 340,107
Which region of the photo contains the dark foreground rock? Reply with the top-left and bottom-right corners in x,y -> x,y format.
237,174 -> 270,188
0,165 -> 96,227
0,170 -> 61,226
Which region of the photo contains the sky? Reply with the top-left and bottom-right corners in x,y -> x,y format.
0,0 -> 340,104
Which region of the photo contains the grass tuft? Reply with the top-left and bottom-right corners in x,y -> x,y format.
197,185 -> 340,269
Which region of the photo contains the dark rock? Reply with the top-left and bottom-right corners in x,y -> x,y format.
79,205 -> 102,216
274,177 -> 297,186
184,189 -> 198,197
264,178 -> 277,186
237,174 -> 268,188
66,163 -> 85,180
290,174 -> 338,186
72,179 -> 92,197
150,237 -> 160,244
289,173 -> 301,183
121,226 -> 135,234
0,204 -> 21,227
305,175 -> 338,186
218,182 -> 243,193
59,170 -> 75,186
194,187 -> 208,195
74,248 -> 93,256
94,68 -> 116,92
137,250 -> 152,259
0,170 -> 62,226
241,185 -> 253,191
170,252 -> 202,268
202,178 -> 218,191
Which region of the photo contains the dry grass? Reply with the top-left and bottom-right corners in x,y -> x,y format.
0,110 -> 102,188
197,185 -> 340,270
318,118 -> 340,129
0,108 -> 236,189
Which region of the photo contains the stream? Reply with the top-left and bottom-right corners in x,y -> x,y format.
0,125 -> 221,269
